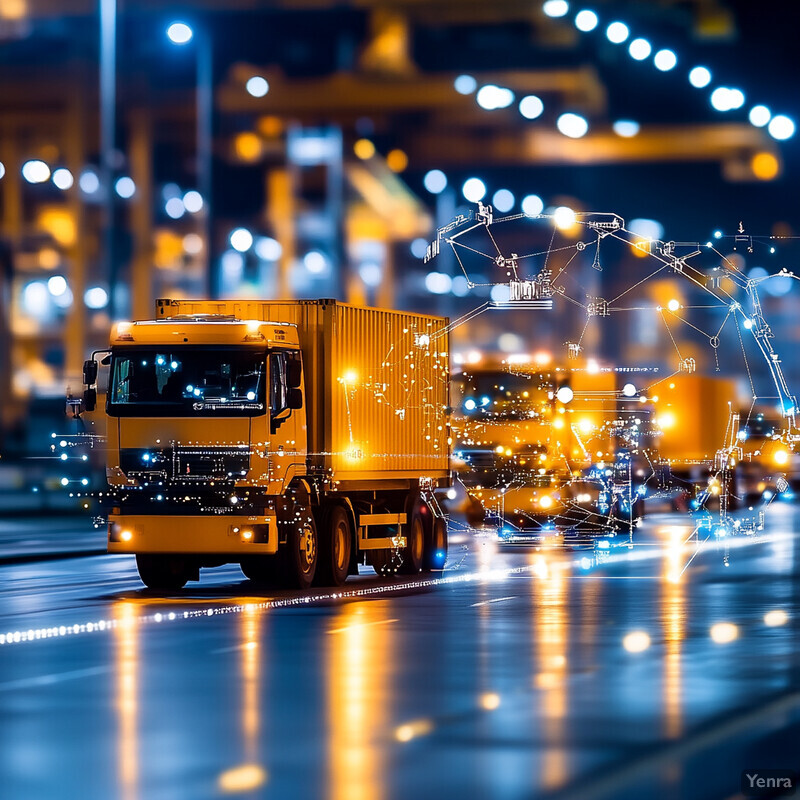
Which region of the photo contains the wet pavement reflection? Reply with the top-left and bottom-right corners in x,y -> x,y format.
2,508 -> 800,799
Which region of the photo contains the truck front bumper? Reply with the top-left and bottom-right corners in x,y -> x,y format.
108,514 -> 279,555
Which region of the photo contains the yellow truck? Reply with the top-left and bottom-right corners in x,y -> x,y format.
80,299 -> 451,590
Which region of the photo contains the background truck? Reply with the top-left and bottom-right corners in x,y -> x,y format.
80,298 -> 451,590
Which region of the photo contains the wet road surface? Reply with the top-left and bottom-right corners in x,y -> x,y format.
2,507 -> 800,799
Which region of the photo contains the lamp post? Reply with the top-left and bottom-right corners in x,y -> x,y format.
167,21 -> 216,299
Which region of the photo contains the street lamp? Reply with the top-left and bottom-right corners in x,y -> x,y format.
166,20 -> 215,298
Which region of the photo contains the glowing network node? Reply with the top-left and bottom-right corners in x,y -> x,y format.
553,205 -> 576,229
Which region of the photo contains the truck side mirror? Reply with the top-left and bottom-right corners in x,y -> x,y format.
286,360 -> 302,388
83,359 -> 98,386
83,387 -> 97,412
287,387 -> 303,410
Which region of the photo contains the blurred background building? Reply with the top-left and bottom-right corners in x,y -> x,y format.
0,0 -> 798,472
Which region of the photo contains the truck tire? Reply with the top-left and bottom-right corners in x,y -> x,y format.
135,554 -> 188,590
280,515 -> 318,590
315,504 -> 352,587
399,502 -> 425,574
368,548 -> 400,577
424,517 -> 448,572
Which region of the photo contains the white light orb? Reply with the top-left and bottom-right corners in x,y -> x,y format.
114,176 -> 135,199
574,9 -> 598,31
519,95 -> 544,120
622,382 -> 637,397
84,286 -> 109,310
303,250 -> 327,274
229,228 -> 253,252
183,233 -> 203,255
628,38 -> 651,60
522,194 -> 544,216
476,85 -> 514,110
183,190 -> 203,213
613,120 -> 640,137
22,160 -> 50,184
653,49 -> 677,71
492,189 -> 515,213
425,272 -> 452,294
52,168 -> 74,190
47,275 -> 68,297
22,281 -> 50,316
255,236 -> 282,261
605,22 -> 629,44
359,262 -> 382,287
165,197 -> 185,219
749,105 -> 771,127
167,22 -> 193,45
79,169 -> 100,194
462,177 -> 487,203
423,169 -> 447,195
553,205 -> 576,229
454,75 -> 477,95
556,386 -> 574,404
556,112 -> 589,138
543,0 -> 569,19
246,76 -> 269,98
689,66 -> 711,88
768,115 -> 795,141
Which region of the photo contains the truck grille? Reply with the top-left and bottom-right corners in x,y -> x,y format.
120,446 -> 251,482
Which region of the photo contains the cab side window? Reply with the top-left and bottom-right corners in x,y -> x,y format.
269,352 -> 288,416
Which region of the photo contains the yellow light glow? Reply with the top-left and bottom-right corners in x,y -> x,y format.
217,764 -> 267,794
774,449 -> 789,466
38,208 -> 77,247
480,692 -> 501,710
553,206 -> 576,230
342,370 -> 358,383
120,530 -> 133,542
539,495 -> 553,509
658,412 -> 676,430
534,350 -> 552,365
0,0 -> 26,21
394,719 -> 432,742
764,609 -> 788,627
354,139 -> 376,160
622,631 -> 651,653
667,299 -> 680,312
495,445 -> 504,454
710,622 -> 738,644
242,529 -> 253,540
234,132 -> 263,162
751,151 -> 779,181
553,418 -> 565,430
386,148 -> 408,172
577,418 -> 594,434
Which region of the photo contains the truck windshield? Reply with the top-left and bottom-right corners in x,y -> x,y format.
107,347 -> 266,417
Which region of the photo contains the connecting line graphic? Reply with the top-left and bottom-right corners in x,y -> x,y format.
428,205 -> 800,561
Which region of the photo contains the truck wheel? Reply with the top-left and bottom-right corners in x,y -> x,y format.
315,504 -> 352,587
135,554 -> 188,591
281,515 -> 318,590
424,517 -> 448,572
399,506 -> 425,574
240,556 -> 283,587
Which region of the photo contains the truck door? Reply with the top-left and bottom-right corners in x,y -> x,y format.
268,349 -> 307,491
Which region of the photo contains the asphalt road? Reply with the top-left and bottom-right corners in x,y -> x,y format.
2,507 -> 800,800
